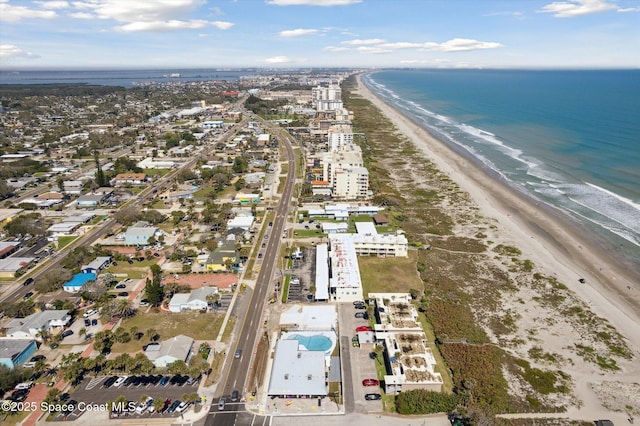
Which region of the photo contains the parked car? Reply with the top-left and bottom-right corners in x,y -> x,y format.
364,393 -> 382,400
159,376 -> 170,386
167,400 -> 181,413
113,376 -> 127,387
118,291 -> 128,297
135,396 -> 153,414
115,283 -> 126,289
362,379 -> 379,386
61,329 -> 73,338
103,376 -> 117,388
91,319 -> 98,326
30,355 -> 46,362
175,401 -> 190,413
354,312 -> 368,319
83,309 -> 97,318
369,352 -> 377,360
355,326 -> 372,332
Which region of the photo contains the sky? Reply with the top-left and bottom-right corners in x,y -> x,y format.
0,0 -> 639,69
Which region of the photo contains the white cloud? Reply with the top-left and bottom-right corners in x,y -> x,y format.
378,42 -> 423,49
279,28 -> 318,37
539,0 -> 618,17
617,7 -> 640,12
339,37 -> 502,53
35,1 -> 70,9
264,55 -> 291,63
357,46 -> 392,54
116,19 -> 219,32
0,44 -> 39,59
323,46 -> 349,52
0,2 -> 57,21
77,0 -> 205,22
211,21 -> 234,30
342,38 -> 386,45
68,11 -> 93,18
267,0 -> 361,5
424,38 -> 503,52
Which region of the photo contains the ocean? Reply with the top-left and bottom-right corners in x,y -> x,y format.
0,68 -> 256,87
363,69 -> 640,266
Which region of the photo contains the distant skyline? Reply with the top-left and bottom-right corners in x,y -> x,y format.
1,0 -> 639,70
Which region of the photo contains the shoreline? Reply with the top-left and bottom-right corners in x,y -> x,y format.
355,72 -> 640,354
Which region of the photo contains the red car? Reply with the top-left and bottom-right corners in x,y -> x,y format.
355,326 -> 372,332
362,378 -> 379,387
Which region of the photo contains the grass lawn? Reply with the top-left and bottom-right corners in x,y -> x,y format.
103,259 -> 157,279
111,311 -> 229,353
293,229 -> 323,238
193,186 -> 217,198
143,168 -> 172,177
57,236 -> 77,249
358,250 -> 423,295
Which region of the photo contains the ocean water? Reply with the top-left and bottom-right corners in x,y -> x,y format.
364,69 -> 640,266
0,68 -> 254,87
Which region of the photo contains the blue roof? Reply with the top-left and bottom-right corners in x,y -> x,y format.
64,272 -> 97,288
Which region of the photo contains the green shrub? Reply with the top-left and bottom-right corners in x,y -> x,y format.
395,389 -> 459,414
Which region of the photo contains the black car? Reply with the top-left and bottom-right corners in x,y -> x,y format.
369,352 -> 377,360
169,375 -> 181,385
91,319 -> 98,326
131,376 -> 141,386
24,291 -> 34,299
30,354 -> 46,362
123,376 -> 135,386
103,376 -> 118,388
167,400 -> 181,413
84,319 -> 91,326
118,292 -> 129,297
364,393 -> 382,401
10,389 -> 29,402
61,329 -> 73,338
23,278 -> 34,286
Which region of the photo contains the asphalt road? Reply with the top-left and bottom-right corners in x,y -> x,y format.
205,114 -> 297,426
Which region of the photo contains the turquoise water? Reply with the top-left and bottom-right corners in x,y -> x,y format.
288,334 -> 332,352
364,70 -> 640,269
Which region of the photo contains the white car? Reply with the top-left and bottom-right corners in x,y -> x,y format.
175,401 -> 190,413
113,376 -> 127,387
83,309 -> 97,318
135,397 -> 153,414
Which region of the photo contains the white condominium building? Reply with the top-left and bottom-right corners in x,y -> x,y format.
327,124 -> 354,151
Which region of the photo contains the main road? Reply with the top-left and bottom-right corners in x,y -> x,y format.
205,114 -> 297,426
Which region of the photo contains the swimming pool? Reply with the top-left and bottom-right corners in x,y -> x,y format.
288,334 -> 333,352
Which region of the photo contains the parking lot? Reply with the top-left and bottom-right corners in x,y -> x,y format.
338,303 -> 384,412
55,375 -> 200,421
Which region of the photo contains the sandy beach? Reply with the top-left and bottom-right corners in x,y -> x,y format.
354,73 -> 640,420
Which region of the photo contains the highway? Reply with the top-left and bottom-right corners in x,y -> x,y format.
206,115 -> 297,426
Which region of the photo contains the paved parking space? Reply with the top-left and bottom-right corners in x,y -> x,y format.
55,376 -> 200,421
338,303 -> 383,414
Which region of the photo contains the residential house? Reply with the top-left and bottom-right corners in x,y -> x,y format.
112,173 -> 147,186
124,223 -> 161,246
144,335 -> 194,368
206,240 -> 237,272
4,310 -> 71,340
62,272 -> 97,293
168,287 -> 218,313
0,339 -> 38,369
80,256 -> 111,274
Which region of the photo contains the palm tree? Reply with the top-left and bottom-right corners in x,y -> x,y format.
36,329 -> 51,344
